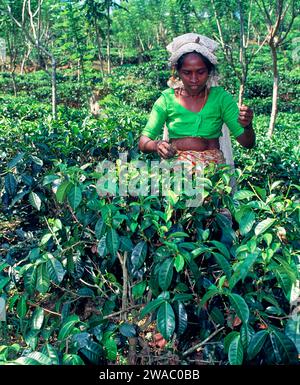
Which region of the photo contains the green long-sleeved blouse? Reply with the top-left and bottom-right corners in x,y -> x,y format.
141,86 -> 245,140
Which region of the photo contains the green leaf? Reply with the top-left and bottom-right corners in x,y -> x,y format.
140,298 -> 165,318
24,265 -> 37,294
210,306 -> 225,325
270,329 -> 299,364
31,307 -> 44,330
229,293 -> 249,324
104,338 -> 117,361
233,190 -> 255,200
119,323 -> 136,338
79,341 -> 103,364
0,276 -> 10,290
229,252 -> 259,289
5,173 -> 17,196
228,335 -> 244,365
68,184 -> 82,210
213,252 -> 232,279
210,240 -> 230,260
29,191 -> 42,211
157,302 -> 176,340
159,258 -> 174,291
173,293 -> 193,302
176,301 -> 188,337
56,180 -> 72,203
200,286 -> 219,307
95,218 -> 106,239
224,331 -> 240,354
285,315 -> 300,354
131,241 -> 147,269
17,296 -> 27,318
174,254 -> 185,272
42,344 -> 59,365
254,218 -> 276,236
247,330 -> 269,360
62,354 -> 84,365
106,228 -> 120,257
46,256 -> 65,284
14,352 -> 52,365
58,315 -> 80,341
239,210 -> 256,236
240,324 -> 255,351
132,281 -> 147,299
36,263 -> 50,294
7,152 -> 25,169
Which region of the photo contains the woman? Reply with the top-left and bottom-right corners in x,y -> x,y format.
138,33 -> 255,164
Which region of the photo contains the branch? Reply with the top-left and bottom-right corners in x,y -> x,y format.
182,326 -> 225,357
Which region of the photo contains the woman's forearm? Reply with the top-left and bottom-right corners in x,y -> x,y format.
138,136 -> 158,153
237,124 -> 256,149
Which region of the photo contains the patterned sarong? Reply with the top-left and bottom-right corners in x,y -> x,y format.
175,149 -> 225,166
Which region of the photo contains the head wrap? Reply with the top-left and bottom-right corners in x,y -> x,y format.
166,33 -> 220,89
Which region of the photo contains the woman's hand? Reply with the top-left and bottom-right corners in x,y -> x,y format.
156,140 -> 177,159
238,105 -> 254,128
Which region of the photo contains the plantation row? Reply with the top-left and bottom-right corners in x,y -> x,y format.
0,57 -> 299,364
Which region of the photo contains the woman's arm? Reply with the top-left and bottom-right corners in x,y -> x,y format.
138,135 -> 177,159
236,105 -> 256,149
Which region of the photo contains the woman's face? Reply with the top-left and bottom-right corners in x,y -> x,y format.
177,53 -> 209,96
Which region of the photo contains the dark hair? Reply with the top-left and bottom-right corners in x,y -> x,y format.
176,51 -> 215,74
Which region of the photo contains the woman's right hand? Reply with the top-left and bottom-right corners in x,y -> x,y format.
156,140 -> 177,159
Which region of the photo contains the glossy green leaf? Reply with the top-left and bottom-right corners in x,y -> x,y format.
233,190 -> 255,200
106,228 -> 120,257
105,338 -> 117,361
210,240 -> 230,260
119,323 -> 136,338
158,258 -> 174,291
140,298 -> 165,318
68,184 -> 82,210
132,281 -> 147,299
229,252 -> 259,289
62,354 -> 84,365
5,173 -> 17,196
228,335 -> 244,365
42,344 -> 59,365
285,315 -> 300,354
17,296 -> 27,319
229,293 -> 249,323
176,301 -> 188,337
224,331 -> 240,354
29,191 -> 42,211
157,302 -> 175,340
270,329 -> 299,364
254,218 -> 276,236
24,265 -> 37,295
31,307 -> 44,330
131,241 -> 147,269
174,253 -> 185,272
36,263 -> 50,294
247,330 -> 269,360
46,256 -> 66,284
213,252 -> 232,279
58,315 -> 80,341
56,180 -> 72,203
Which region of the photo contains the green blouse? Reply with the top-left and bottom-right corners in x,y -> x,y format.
142,86 -> 245,140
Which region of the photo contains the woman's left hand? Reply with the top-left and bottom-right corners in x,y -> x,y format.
238,105 -> 254,128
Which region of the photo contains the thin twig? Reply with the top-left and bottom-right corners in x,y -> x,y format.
182,326 -> 225,357
27,301 -> 61,317
103,304 -> 142,320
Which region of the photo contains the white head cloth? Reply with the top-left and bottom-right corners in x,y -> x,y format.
167,33 -> 219,66
166,33 -> 220,89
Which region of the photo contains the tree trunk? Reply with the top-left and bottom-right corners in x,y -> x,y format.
106,2 -> 111,74
238,83 -> 245,107
51,56 -> 57,122
268,44 -> 278,138
95,22 -> 104,75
